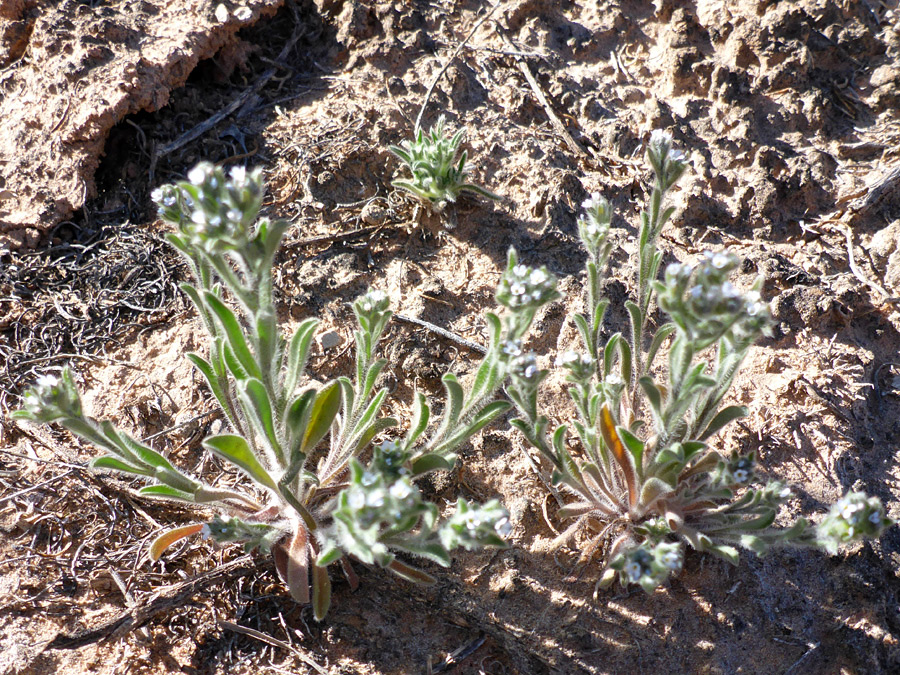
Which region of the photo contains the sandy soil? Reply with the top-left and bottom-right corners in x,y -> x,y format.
2,0 -> 900,673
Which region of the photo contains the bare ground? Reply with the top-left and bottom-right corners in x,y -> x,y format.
2,0 -> 900,673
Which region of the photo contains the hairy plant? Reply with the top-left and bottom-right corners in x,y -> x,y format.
14,162 -> 513,619
389,115 -> 500,212
501,130 -> 893,592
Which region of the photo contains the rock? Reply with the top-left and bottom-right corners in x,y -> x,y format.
0,0 -> 283,241
318,330 -> 343,351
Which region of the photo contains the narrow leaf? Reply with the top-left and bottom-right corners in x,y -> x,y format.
638,476 -> 674,507
149,523 -> 204,562
625,300 -> 642,351
387,559 -> 437,585
139,485 -> 196,502
411,453 -> 455,476
646,323 -> 676,372
603,333 -> 620,377
284,318 -> 319,397
91,455 -> 147,476
617,336 -> 633,384
186,352 -> 230,412
638,376 -> 664,417
557,502 -> 597,520
460,400 -> 511,439
353,416 -> 399,454
239,379 -> 279,452
286,527 -> 310,604
302,381 -> 341,453
434,373 -> 464,440
404,392 -> 430,448
397,541 -> 452,567
617,426 -> 645,476
316,546 -> 342,567
699,405 -> 747,440
312,557 -> 332,620
286,388 -> 316,447
203,434 -> 279,492
203,291 -> 261,380
599,404 -> 638,508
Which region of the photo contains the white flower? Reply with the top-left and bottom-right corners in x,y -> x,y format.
555,350 -> 579,367
36,374 -> 58,388
711,252 -> 732,269
348,491 -> 366,510
581,192 -> 602,211
188,164 -> 210,185
840,501 -> 865,524
529,268 -> 548,286
650,129 -> 671,147
389,481 -> 412,501
495,517 -> 512,537
229,165 -> 246,183
502,340 -> 522,356
661,550 -> 681,570
733,468 -> 749,483
379,440 -> 400,453
624,561 -> 643,582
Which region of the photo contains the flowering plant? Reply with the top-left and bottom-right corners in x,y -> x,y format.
389,116 -> 500,213
501,130 -> 893,592
14,162 -> 513,619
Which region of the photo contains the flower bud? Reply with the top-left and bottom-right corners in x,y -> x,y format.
496,261 -> 559,311
817,492 -> 893,553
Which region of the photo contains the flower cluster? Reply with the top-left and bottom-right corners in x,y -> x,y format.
152,163 -> 265,254
19,370 -> 82,422
371,440 -> 411,480
496,262 -> 559,311
657,251 -> 771,348
203,514 -> 282,554
817,492 -> 893,554
712,451 -> 756,487
647,129 -> 689,191
610,540 -> 684,593
556,350 -> 595,383
440,499 -> 512,551
388,116 -> 499,212
578,193 -> 612,257
352,288 -> 392,339
328,459 -> 434,567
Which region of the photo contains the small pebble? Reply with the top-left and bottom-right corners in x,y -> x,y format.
319,331 -> 343,351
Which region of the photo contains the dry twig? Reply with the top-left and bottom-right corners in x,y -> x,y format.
495,25 -> 589,159
48,555 -> 270,649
